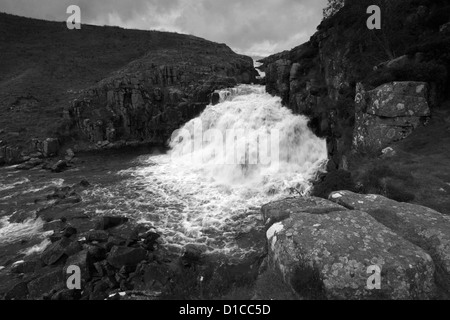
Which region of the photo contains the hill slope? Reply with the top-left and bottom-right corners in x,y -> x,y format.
0,13 -> 257,162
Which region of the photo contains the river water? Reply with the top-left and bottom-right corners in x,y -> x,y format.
0,85 -> 327,266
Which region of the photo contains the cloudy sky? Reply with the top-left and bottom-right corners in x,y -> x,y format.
0,0 -> 328,57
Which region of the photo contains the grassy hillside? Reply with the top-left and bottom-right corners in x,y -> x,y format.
0,12 -> 245,150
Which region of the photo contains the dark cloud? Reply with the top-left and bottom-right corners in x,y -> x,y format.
0,0 -> 327,56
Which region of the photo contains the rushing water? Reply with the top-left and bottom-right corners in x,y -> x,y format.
0,85 -> 327,264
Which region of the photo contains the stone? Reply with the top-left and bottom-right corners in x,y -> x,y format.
261,197 -> 347,229
64,250 -> 92,281
329,191 -> 450,292
95,216 -> 129,231
43,138 -> 59,157
41,238 -> 73,266
86,230 -> 109,243
385,55 -> 410,69
11,260 -> 40,274
141,231 -> 161,251
43,220 -> 65,233
4,282 -> 29,300
440,22 -> 450,34
27,268 -> 65,299
211,92 -> 220,105
130,263 -> 171,292
62,226 -> 78,238
51,160 -> 68,173
9,211 -> 35,224
66,148 -> 75,158
354,82 -> 430,152
51,288 -> 81,301
266,208 -> 436,300
107,246 -> 148,269
86,245 -> 107,262
16,158 -> 43,170
381,147 -> 396,158
181,244 -> 207,266
79,179 -> 91,188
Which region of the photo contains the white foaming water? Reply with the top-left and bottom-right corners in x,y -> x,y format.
0,217 -> 45,245
111,85 -> 327,255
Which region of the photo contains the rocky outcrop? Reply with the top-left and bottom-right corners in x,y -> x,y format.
261,197 -> 441,300
353,82 -> 431,151
0,144 -> 21,165
0,13 -> 258,165
329,191 -> 450,292
64,43 -> 257,148
259,0 -> 450,170
261,195 -> 450,300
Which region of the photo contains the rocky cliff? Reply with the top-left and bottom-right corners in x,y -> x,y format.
0,13 -> 257,164
254,0 -> 450,299
259,0 -> 450,171
63,41 -> 257,149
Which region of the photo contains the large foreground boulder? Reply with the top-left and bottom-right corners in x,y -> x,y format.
264,197 -> 437,300
329,191 -> 450,292
262,197 -> 347,229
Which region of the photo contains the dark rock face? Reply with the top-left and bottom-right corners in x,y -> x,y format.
354,81 -> 431,151
64,42 -> 257,148
259,1 -> 450,170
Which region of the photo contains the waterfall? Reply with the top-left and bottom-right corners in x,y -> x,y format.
169,84 -> 327,195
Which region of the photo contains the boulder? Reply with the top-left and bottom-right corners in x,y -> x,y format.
266,208 -> 437,300
11,259 -> 41,275
51,160 -> 68,173
107,246 -> 148,269
43,220 -> 65,233
16,158 -> 43,170
181,244 -> 207,266
354,82 -> 430,152
4,282 -> 29,300
86,230 -> 109,243
41,238 -> 73,266
261,197 -> 347,229
43,138 -> 59,157
95,216 -> 129,231
329,191 -> 450,292
440,22 -> 450,34
9,211 -> 35,224
64,250 -> 92,282
27,268 -> 65,299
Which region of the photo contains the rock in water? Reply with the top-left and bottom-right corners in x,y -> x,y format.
43,138 -> 59,157
95,216 -> 129,231
27,268 -> 65,299
329,191 -> 450,293
51,160 -> 68,173
107,246 -> 147,269
41,238 -> 73,266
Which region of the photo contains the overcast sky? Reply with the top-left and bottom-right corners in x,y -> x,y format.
0,0 -> 328,57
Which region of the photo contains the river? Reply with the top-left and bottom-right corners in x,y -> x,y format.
0,84 -> 327,268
